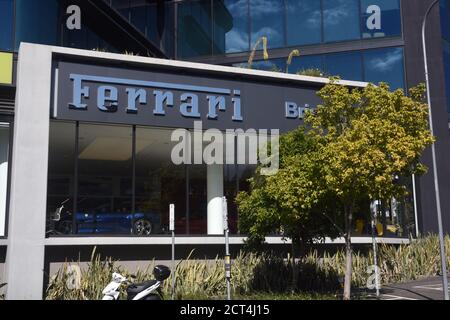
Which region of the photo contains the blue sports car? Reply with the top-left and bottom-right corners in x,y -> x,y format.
74,211 -> 161,236
48,199 -> 163,236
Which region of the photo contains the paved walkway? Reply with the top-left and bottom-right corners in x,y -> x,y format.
368,276 -> 450,300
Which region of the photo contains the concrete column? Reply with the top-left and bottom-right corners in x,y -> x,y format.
4,44 -> 52,300
207,164 -> 224,235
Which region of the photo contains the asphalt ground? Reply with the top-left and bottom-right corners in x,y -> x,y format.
367,276 -> 450,300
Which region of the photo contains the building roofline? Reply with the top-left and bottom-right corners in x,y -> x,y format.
19,43 -> 369,89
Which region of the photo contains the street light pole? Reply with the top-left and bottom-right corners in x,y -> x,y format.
421,0 -> 449,300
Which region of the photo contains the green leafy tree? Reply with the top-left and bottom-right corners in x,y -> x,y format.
306,81 -> 433,299
237,127 -> 341,289
237,80 -> 433,298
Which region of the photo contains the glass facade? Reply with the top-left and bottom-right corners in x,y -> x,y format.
3,0 -> 403,60
323,0 -> 361,42
363,47 -> 405,90
286,0 -> 322,46
14,0 -> 59,50
440,0 -> 450,118
46,121 -> 247,237
2,0 -> 417,239
0,0 -> 14,51
237,46 -> 405,90
176,0 -> 401,57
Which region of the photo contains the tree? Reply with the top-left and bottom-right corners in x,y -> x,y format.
236,127 -> 341,290
237,81 -> 433,299
306,81 -> 433,299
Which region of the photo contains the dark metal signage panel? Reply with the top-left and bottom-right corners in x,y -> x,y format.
54,60 -> 322,132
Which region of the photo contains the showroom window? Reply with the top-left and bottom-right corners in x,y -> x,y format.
46,121 -> 76,237
363,46 -> 405,90
135,127 -> 186,235
361,0 -> 401,39
286,0 -> 322,46
0,0 -> 14,51
46,121 -> 255,237
323,0 -> 360,42
76,124 -> 133,235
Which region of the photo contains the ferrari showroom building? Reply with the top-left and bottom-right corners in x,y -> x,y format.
1,0 -> 450,299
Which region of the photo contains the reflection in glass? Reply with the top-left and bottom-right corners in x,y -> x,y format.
76,124 -> 134,235
135,127 -> 186,235
46,122 -> 76,236
250,0 -> 284,49
0,0 -> 14,51
220,0 -> 249,54
441,0 -> 450,41
323,0 -> 360,43
443,40 -> 450,115
286,0 -> 322,46
324,51 -> 363,81
177,0 -> 213,58
289,55 -> 324,75
361,0 -> 401,39
15,0 -> 59,49
363,47 -> 405,90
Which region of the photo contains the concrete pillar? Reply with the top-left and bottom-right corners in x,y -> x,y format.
4,44 -> 52,300
207,164 -> 224,235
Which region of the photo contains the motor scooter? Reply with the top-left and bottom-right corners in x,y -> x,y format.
102,265 -> 171,300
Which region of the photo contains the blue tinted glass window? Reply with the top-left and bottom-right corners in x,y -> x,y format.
112,0 -> 130,20
130,2 -> 147,34
15,0 -> 59,49
323,0 -> 360,42
217,0 -> 249,54
363,47 -> 405,90
443,40 -> 450,114
0,0 -> 14,51
146,2 -> 175,58
286,0 -> 322,46
361,0 -> 401,39
324,51 -> 363,81
177,0 -> 213,58
440,0 -> 450,41
288,55 -> 324,75
250,0 -> 284,49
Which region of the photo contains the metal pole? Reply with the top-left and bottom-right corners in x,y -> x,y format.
170,204 -> 175,300
422,0 -> 449,300
371,202 -> 380,297
223,197 -> 231,301
412,174 -> 420,238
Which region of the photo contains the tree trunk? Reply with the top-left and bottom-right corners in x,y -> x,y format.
290,241 -> 296,293
343,206 -> 353,300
